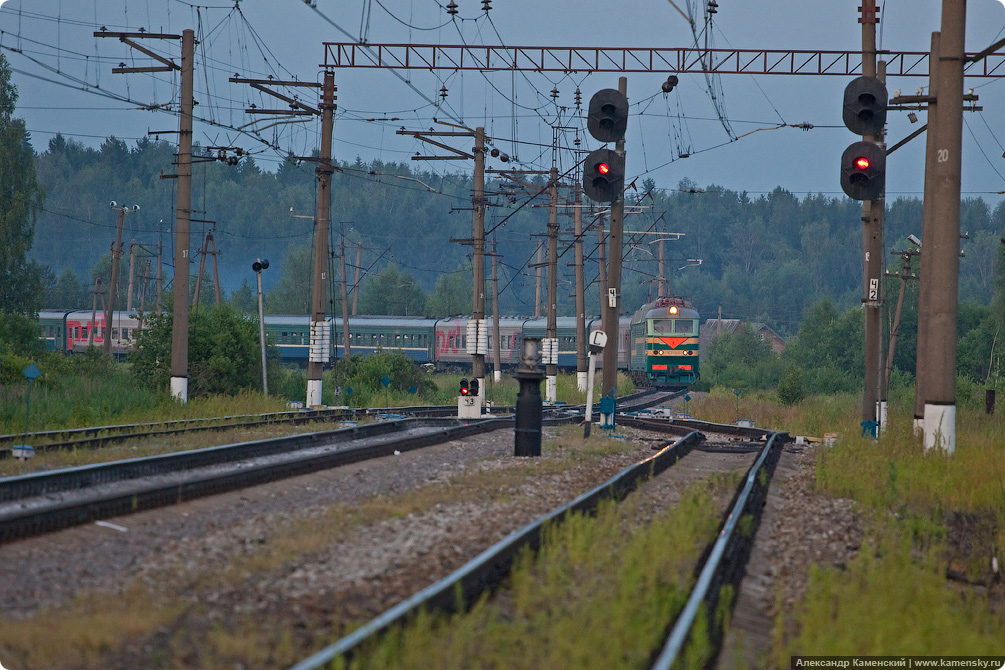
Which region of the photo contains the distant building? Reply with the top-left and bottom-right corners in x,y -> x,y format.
700,319 -> 787,358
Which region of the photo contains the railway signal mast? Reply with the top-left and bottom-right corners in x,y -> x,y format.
839,27 -> 888,436
582,82 -> 629,428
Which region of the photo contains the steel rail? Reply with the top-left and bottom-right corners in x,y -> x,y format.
289,428 -> 705,670
0,418 -> 447,502
650,430 -> 787,669
0,417 -> 540,544
0,388 -> 662,456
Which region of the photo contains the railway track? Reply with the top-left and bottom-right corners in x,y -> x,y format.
289,417 -> 787,670
0,389 -> 666,457
0,416 -> 579,544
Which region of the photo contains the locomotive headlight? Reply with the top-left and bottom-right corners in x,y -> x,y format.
668,306 -> 678,315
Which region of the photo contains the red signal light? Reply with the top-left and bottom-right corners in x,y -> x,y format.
854,156 -> 871,170
598,162 -> 610,175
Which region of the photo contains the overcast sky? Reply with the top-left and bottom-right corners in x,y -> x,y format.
2,0 -> 1005,205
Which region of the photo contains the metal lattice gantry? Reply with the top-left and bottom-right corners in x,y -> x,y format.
322,43 -> 1005,77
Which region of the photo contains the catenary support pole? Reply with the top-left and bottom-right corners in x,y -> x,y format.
924,0 -> 965,453
307,71 -> 336,407
545,165 -> 559,403
574,182 -> 588,392
170,29 -> 195,402
491,238 -> 502,384
601,77 -> 628,409
471,127 -> 487,411
915,31 -> 941,435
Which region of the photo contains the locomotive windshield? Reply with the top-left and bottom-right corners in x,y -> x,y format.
651,319 -> 695,335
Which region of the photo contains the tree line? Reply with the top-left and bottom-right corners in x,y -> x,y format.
4,52 -> 1005,398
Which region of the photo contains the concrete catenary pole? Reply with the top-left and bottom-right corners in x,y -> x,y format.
491,237 -> 502,383
601,77 -> 628,401
574,182 -> 588,392
471,126 -> 487,409
170,29 -> 195,402
915,31 -> 941,434
545,165 -> 559,402
924,0 -> 966,453
307,71 -> 336,407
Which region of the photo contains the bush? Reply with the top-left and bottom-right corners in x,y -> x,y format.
131,304 -> 275,398
776,366 -> 806,406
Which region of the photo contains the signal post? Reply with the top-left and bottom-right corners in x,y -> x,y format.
581,80 -> 628,426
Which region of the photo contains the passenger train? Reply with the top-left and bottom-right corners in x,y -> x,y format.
39,300 -> 700,386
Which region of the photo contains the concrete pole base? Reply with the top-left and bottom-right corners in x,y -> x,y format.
307,379 -> 323,408
171,377 -> 188,404
923,403 -> 955,453
546,375 -> 557,403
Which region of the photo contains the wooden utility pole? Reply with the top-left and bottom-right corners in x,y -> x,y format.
307,71 -> 336,407
105,203 -> 137,356
601,77 -> 628,400
885,248 -> 918,394
339,222 -> 352,360
657,237 -> 666,297
209,232 -> 221,305
193,229 -> 210,308
89,278 -> 104,348
126,240 -> 137,312
156,239 -> 163,312
574,182 -> 587,392
924,0 -> 966,452
534,241 -> 543,318
139,259 -> 151,318
352,242 -> 362,315
545,165 -> 559,403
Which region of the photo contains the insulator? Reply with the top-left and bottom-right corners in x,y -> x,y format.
490,148 -> 500,157
500,153 -> 509,162
662,75 -> 679,93
574,87 -> 582,106
446,0 -> 459,15
439,85 -> 448,100
482,0 -> 491,10
707,0 -> 718,13
550,86 -> 559,100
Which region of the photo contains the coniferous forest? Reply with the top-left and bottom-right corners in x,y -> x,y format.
30,133 -> 1005,337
